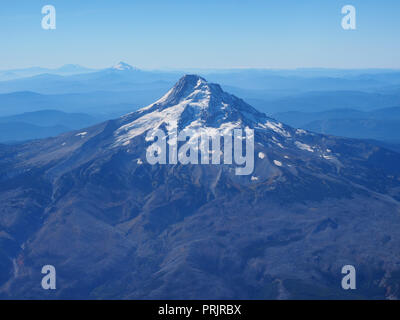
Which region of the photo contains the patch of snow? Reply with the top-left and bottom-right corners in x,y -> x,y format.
272,140 -> 284,149
296,129 -> 307,135
258,121 -> 291,138
115,101 -> 187,146
295,141 -> 314,152
273,160 -> 283,167
251,176 -> 259,181
76,132 -> 88,138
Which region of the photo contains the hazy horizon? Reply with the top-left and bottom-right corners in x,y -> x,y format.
2,62 -> 400,73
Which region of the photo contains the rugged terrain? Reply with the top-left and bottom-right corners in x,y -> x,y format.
0,75 -> 400,299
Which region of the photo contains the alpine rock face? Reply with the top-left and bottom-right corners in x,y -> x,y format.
0,75 -> 400,299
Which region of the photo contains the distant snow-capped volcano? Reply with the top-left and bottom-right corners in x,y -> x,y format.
111,61 -> 137,71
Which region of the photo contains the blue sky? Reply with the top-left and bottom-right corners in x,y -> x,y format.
0,0 -> 399,70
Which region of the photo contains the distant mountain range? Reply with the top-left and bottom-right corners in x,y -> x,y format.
0,64 -> 95,81
0,62 -> 180,94
0,110 -> 100,143
273,107 -> 400,146
1,63 -> 400,96
1,75 -> 400,299
244,90 -> 400,114
0,89 -> 169,117
0,63 -> 400,150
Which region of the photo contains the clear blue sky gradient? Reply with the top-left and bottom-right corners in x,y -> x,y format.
0,0 -> 399,69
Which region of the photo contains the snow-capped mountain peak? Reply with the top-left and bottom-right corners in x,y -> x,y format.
112,61 -> 136,71
112,75 -> 337,171
137,74 -> 267,124
113,75 -> 273,146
